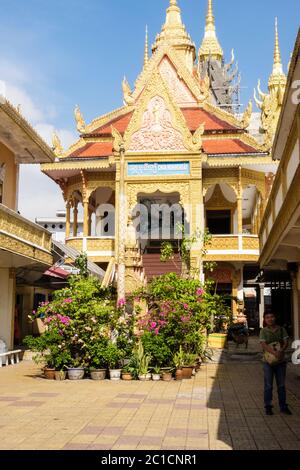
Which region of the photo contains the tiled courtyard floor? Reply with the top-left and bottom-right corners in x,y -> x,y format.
0,361 -> 300,450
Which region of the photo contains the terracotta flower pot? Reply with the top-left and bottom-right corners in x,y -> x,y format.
122,372 -> 133,381
44,368 -> 56,380
54,371 -> 66,381
181,366 -> 193,379
90,369 -> 106,380
175,369 -> 183,381
162,372 -> 173,382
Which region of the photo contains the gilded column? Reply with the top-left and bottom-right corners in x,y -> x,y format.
83,197 -> 89,237
237,166 -> 243,234
237,197 -> 243,234
65,201 -> 71,239
117,144 -> 126,301
88,208 -> 93,237
73,201 -> 78,237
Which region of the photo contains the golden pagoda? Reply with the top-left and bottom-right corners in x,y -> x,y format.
42,0 -> 278,321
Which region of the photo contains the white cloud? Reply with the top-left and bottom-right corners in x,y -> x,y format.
0,58 -> 77,220
18,165 -> 65,221
6,83 -> 44,122
34,123 -> 76,149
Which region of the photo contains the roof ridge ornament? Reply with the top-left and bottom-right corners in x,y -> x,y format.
122,77 -> 135,106
74,105 -> 86,134
52,131 -> 64,158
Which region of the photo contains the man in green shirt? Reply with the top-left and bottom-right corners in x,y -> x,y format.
259,312 -> 292,416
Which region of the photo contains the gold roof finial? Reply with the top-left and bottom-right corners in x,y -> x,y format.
144,25 -> 149,68
199,0 -> 223,63
152,0 -> 196,68
274,17 -> 281,67
268,17 -> 286,92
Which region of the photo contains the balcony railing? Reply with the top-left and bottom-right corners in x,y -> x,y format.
205,234 -> 260,261
66,236 -> 115,259
0,204 -> 52,265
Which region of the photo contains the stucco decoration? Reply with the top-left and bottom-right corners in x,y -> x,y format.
159,57 -> 197,106
128,96 -> 187,153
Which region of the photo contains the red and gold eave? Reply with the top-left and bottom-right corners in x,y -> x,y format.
41,103 -> 268,182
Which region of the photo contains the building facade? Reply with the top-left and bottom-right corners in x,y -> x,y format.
42,1 -> 289,325
259,30 -> 300,340
36,210 -> 84,243
0,97 -> 54,349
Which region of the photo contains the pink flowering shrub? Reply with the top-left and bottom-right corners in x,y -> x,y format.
24,276 -> 131,370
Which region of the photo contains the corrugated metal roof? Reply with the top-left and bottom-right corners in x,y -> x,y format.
53,240 -> 105,279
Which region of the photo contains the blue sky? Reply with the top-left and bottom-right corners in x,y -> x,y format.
0,0 -> 299,219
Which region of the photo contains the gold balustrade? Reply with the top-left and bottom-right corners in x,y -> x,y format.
0,204 -> 52,264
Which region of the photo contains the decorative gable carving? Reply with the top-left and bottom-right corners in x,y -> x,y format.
124,71 -> 204,154
128,96 -> 187,152
159,57 -> 197,107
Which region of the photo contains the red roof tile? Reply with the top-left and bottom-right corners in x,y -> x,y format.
72,142 -> 113,158
203,139 -> 259,154
92,112 -> 133,135
182,108 -> 239,132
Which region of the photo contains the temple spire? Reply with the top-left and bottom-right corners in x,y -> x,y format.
152,0 -> 196,71
268,17 -> 286,92
273,18 -> 283,73
199,0 -> 223,63
144,25 -> 149,68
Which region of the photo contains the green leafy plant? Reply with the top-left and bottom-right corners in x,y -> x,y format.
173,346 -> 185,369
104,343 -> 124,369
152,365 -> 161,374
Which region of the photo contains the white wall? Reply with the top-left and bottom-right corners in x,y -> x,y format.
0,268 -> 15,349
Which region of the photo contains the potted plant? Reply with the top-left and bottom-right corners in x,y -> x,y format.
121,364 -> 133,381
88,341 -> 108,381
207,294 -> 232,349
105,343 -> 123,381
173,347 -> 185,381
52,349 -> 71,381
136,341 -> 151,381
182,353 -> 197,379
161,367 -> 173,382
67,357 -> 85,380
23,336 -> 56,380
152,365 -> 161,381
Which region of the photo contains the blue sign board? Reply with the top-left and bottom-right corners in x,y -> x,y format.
127,162 -> 190,177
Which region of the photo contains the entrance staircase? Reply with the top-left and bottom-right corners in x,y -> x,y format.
142,253 -> 182,281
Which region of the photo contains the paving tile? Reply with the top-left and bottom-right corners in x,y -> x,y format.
79,426 -> 104,435
0,397 -> 21,401
1,361 -> 300,451
101,426 -> 125,435
63,443 -> 89,450
30,393 -> 59,398
9,401 -> 44,407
